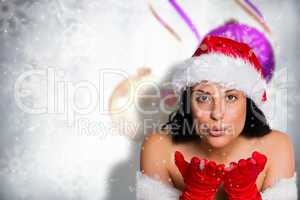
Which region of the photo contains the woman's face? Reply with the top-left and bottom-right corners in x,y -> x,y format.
190,81 -> 247,148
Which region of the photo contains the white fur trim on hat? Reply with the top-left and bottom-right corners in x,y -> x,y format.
171,53 -> 267,108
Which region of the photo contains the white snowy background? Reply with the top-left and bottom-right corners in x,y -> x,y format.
0,0 -> 299,199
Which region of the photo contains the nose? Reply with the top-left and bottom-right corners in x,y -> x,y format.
211,98 -> 225,121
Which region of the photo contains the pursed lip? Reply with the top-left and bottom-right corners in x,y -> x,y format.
208,125 -> 228,136
211,125 -> 228,131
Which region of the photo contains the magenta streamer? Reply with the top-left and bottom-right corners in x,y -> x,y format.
168,0 -> 201,43
244,0 -> 263,18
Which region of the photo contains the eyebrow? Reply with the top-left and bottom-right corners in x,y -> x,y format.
225,89 -> 236,93
192,89 -> 211,94
192,89 -> 236,94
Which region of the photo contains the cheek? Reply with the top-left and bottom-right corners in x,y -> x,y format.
225,103 -> 246,134
191,103 -> 211,121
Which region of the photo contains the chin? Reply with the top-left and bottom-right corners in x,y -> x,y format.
205,135 -> 232,148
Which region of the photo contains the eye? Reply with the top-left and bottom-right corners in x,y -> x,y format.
195,94 -> 212,103
226,94 -> 238,102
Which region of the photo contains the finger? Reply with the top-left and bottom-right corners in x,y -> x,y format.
175,151 -> 189,176
224,161 -> 238,174
237,159 -> 248,174
216,164 -> 225,179
252,151 -> 267,171
175,151 -> 185,163
206,160 -> 217,176
199,159 -> 206,171
230,161 -> 238,170
190,156 -> 201,168
246,157 -> 256,172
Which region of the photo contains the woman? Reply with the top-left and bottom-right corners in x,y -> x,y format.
136,36 -> 297,200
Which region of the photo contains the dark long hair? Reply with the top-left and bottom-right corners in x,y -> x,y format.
161,86 -> 272,143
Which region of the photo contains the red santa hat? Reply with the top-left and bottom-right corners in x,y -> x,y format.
171,35 -> 268,108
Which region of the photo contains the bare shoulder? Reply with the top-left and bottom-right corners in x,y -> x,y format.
260,129 -> 295,157
139,131 -> 173,186
259,130 -> 296,190
262,129 -> 293,141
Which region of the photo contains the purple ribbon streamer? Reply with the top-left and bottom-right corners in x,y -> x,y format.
168,0 -> 201,43
244,0 -> 263,18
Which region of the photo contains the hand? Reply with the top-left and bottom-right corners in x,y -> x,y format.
175,151 -> 225,200
223,151 -> 267,200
